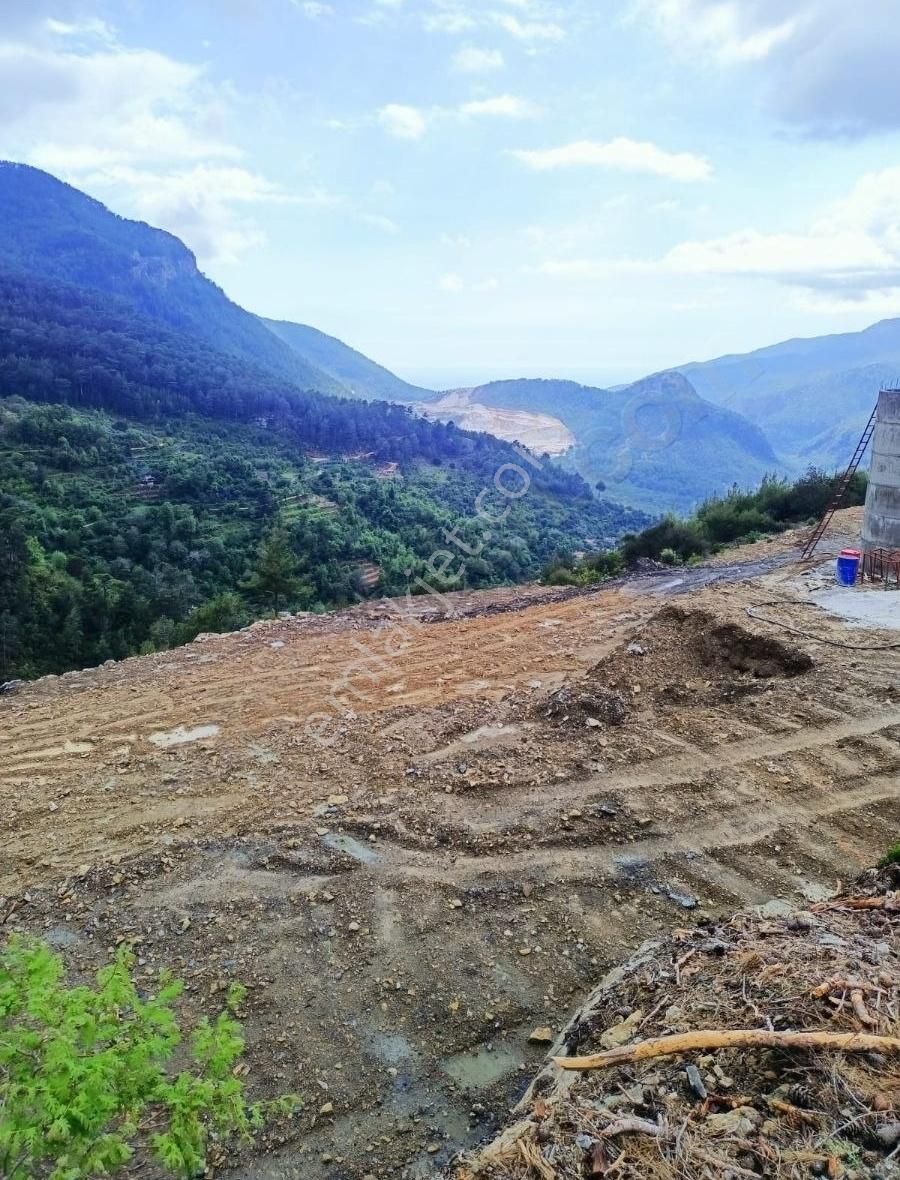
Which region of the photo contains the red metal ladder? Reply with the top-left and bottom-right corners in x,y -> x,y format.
800,404 -> 878,560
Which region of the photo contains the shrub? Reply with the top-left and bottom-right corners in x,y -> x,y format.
0,937 -> 295,1179
879,842 -> 900,867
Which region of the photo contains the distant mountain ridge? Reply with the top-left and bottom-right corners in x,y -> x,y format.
263,318 -> 430,402
677,319 -> 900,466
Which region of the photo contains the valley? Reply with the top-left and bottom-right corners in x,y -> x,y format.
3,509 -> 898,1179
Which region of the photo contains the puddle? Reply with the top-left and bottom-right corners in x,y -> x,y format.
367,1030 -> 416,1066
148,724 -> 220,748
321,832 -> 381,865
441,1042 -> 522,1091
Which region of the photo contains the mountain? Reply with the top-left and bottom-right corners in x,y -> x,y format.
0,161 -> 348,397
0,163 -> 651,681
446,372 -> 780,514
264,318 -> 431,402
677,319 -> 900,466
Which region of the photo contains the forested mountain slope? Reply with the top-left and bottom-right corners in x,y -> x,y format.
264,318 -> 431,402
0,161 -> 348,396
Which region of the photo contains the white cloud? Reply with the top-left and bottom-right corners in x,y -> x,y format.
535,167 -> 900,302
439,271 -> 498,292
424,11 -> 478,33
377,102 -> 427,139
45,17 -> 117,43
439,272 -> 465,292
637,0 -> 900,137
637,0 -> 800,63
440,231 -> 473,248
452,45 -> 505,72
492,12 -> 565,42
425,1 -> 567,41
511,137 -> 712,182
294,1 -> 334,17
661,167 -> 900,293
358,211 -> 400,234
459,94 -> 538,119
0,31 -> 316,266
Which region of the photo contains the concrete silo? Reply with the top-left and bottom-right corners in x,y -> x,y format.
862,388 -> 900,554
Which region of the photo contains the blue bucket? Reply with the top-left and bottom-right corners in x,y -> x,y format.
836,550 -> 860,586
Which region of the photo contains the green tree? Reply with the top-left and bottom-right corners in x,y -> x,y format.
247,528 -> 298,612
0,937 -> 296,1180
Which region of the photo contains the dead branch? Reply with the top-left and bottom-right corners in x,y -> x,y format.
554,1029 -> 900,1071
812,894 -> 900,913
850,989 -> 878,1028
601,1117 -> 667,1139
690,1148 -> 759,1179
810,978 -> 887,999
768,1098 -> 822,1126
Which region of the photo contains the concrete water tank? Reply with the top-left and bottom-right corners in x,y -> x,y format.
862,387 -> 900,553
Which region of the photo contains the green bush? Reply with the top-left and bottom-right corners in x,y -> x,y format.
0,937 -> 295,1179
879,842 -> 900,867
619,467 -> 868,568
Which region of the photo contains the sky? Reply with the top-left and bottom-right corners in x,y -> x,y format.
3,0 -> 900,389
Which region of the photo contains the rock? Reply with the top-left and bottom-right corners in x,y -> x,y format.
528,1026 -> 554,1045
706,1107 -> 761,1137
348,922 -> 360,933
599,1009 -> 643,1049
319,1101 -> 334,1116
627,643 -> 646,657
875,1122 -> 900,1148
685,1064 -> 707,1100
755,899 -> 795,919
0,680 -> 25,696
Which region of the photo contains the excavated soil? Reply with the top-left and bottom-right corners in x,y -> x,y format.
1,511 -> 898,1179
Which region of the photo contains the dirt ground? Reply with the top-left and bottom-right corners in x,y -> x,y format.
1,509 -> 899,1179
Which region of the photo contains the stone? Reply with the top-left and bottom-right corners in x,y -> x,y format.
319,1101 -> 334,1116
599,1009 -> 643,1049
706,1107 -> 761,1137
528,1026 -> 554,1045
0,680 -> 25,696
875,1123 -> 900,1149
685,1064 -> 707,1100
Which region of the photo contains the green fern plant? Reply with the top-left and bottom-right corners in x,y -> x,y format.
0,936 -> 296,1179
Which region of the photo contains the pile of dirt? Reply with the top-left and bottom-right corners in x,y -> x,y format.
536,685 -> 629,728
586,606 -> 814,709
452,864 -> 900,1180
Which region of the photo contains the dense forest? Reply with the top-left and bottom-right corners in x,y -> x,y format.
0,398 -> 648,681
542,467 -> 868,585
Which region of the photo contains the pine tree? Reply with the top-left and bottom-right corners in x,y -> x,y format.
248,528 -> 298,612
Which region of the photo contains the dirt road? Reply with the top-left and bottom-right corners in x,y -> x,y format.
2,516 -> 898,1178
